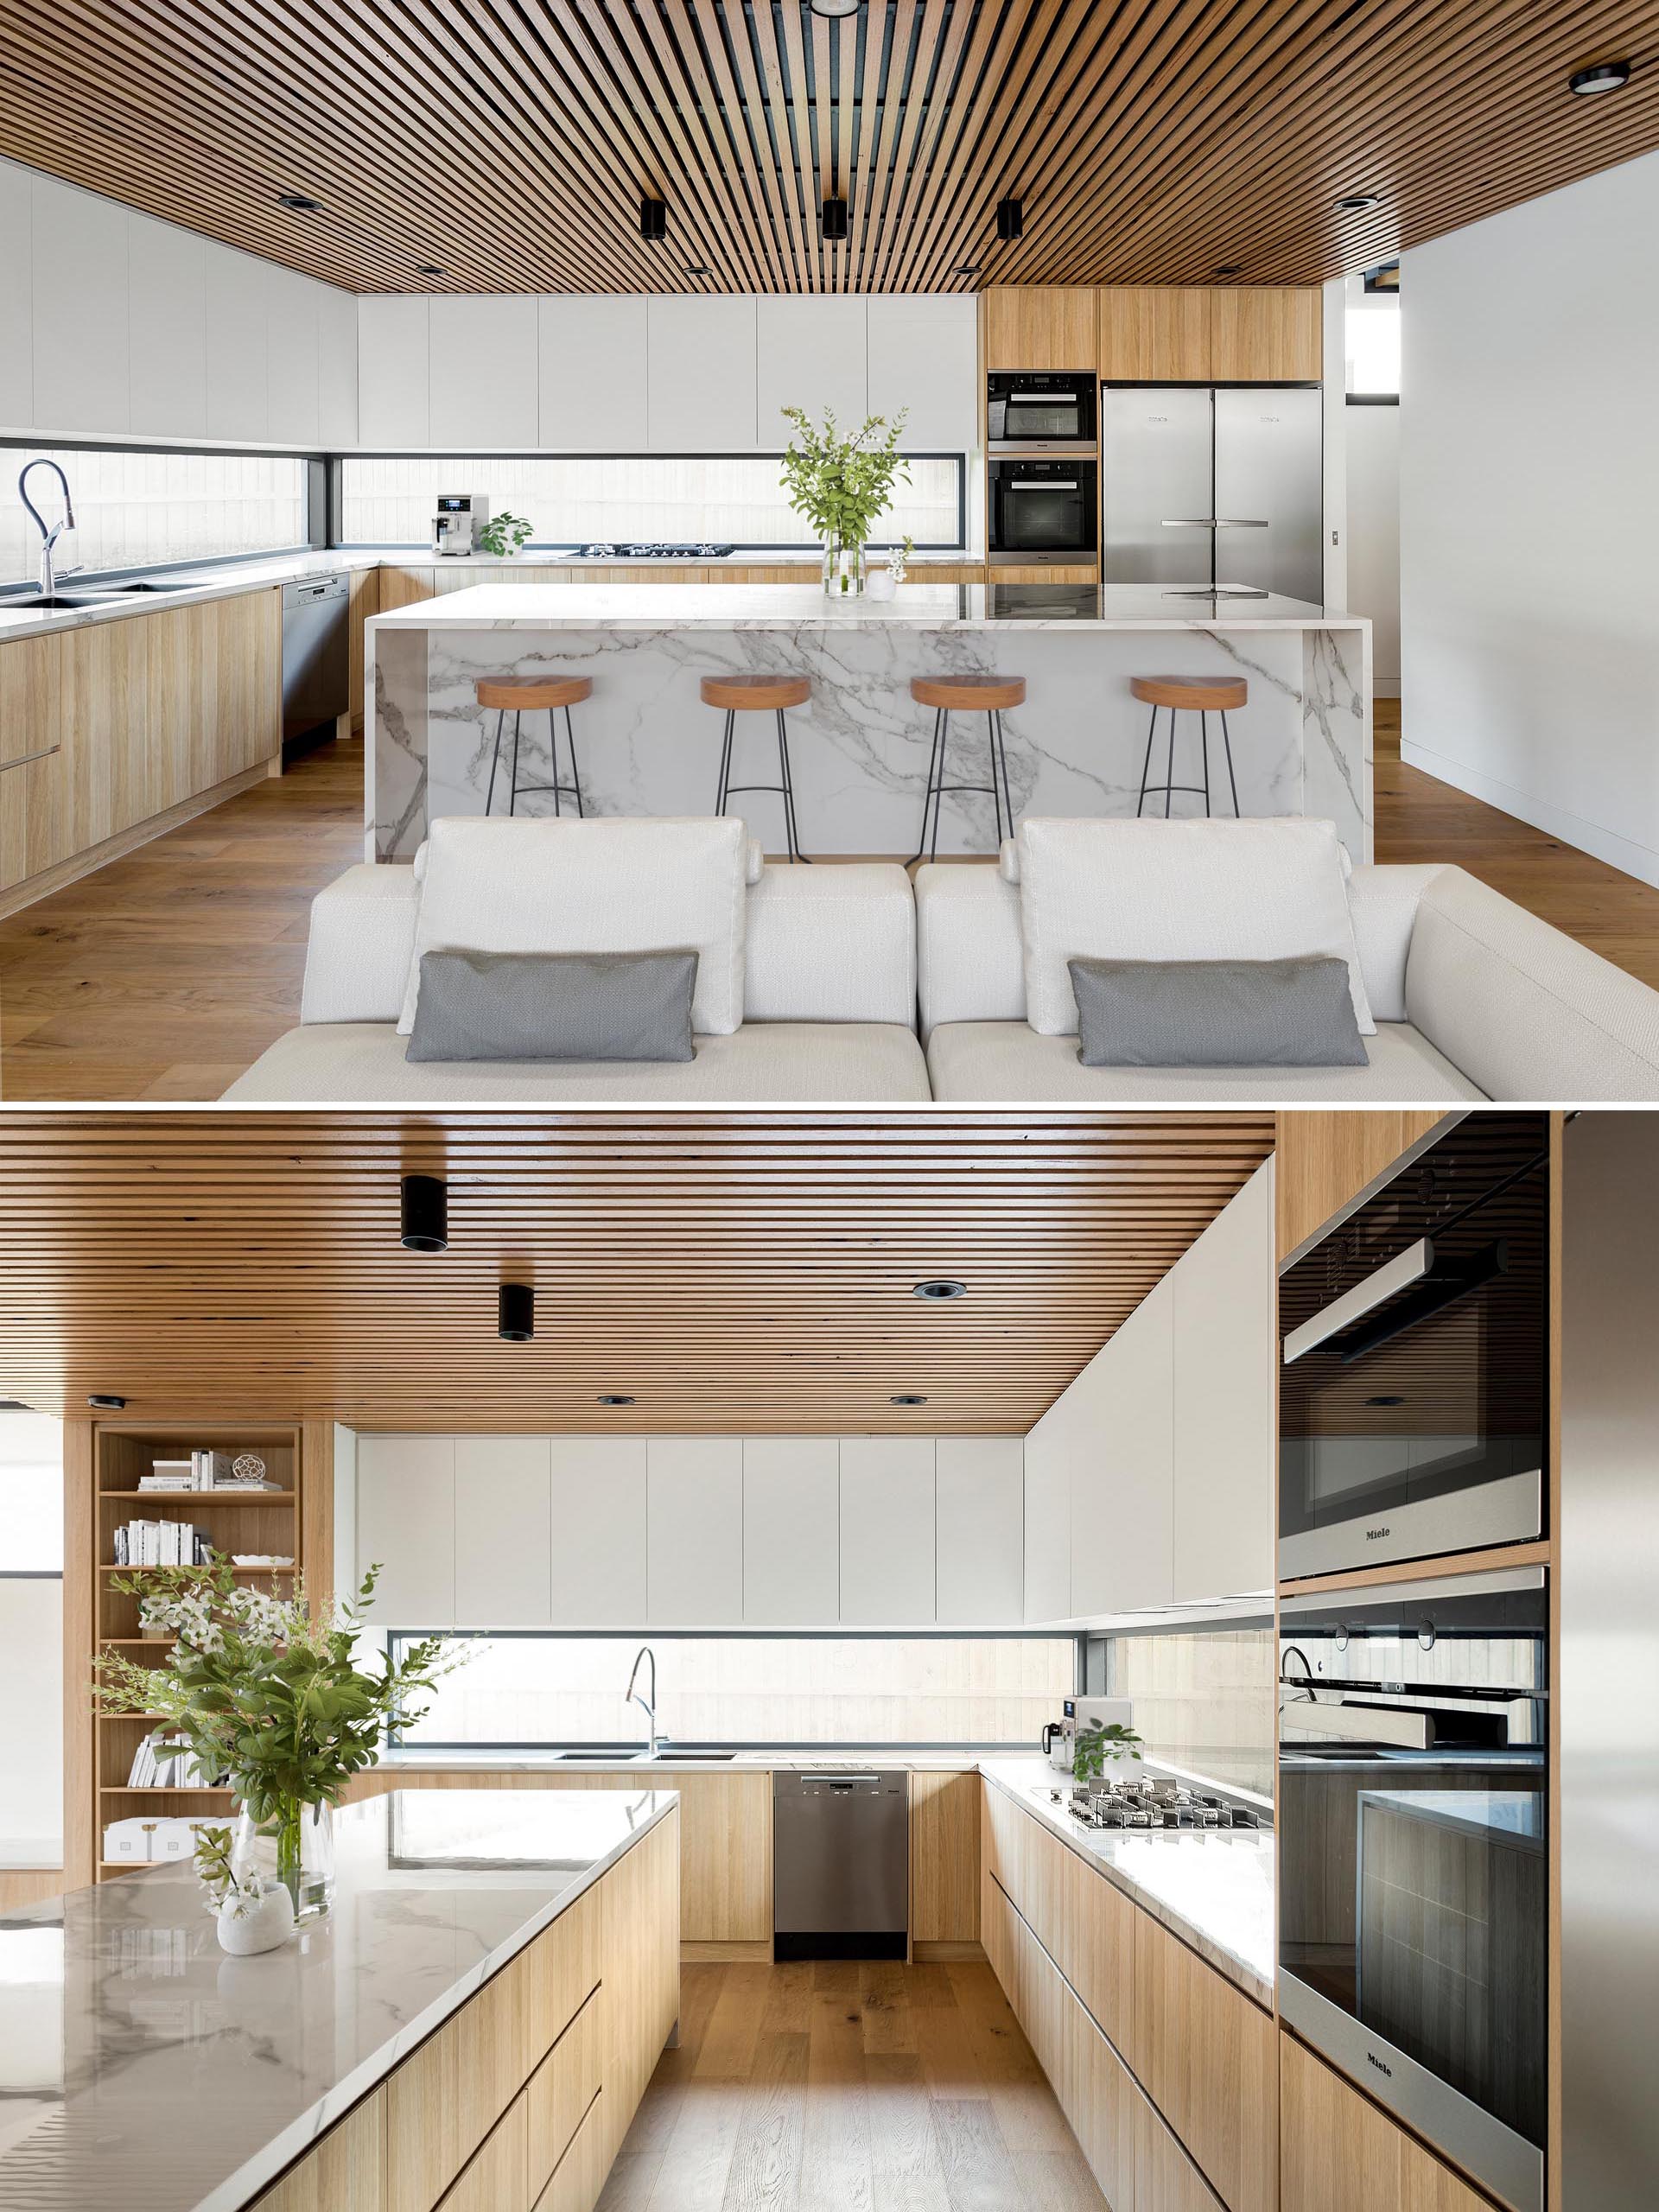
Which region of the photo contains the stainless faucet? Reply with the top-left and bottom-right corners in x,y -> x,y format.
18,459 -> 81,597
626,1644 -> 664,1758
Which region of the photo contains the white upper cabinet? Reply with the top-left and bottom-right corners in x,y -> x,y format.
647,1437 -> 744,1626
0,162 -> 31,428
203,243 -> 270,443
265,265 -> 321,451
742,1436 -> 839,1625
867,295 -> 978,453
127,213 -> 206,441
429,295 -> 539,449
31,174 -> 129,435
454,1436 -> 552,1627
756,297 -> 868,442
549,1437 -> 647,1626
936,1437 -> 1024,1624
1021,1426 -> 1071,1625
540,295 -> 648,450
317,282 -> 359,449
1071,1274 -> 1175,1616
359,295 -> 430,447
839,1438 -> 936,1625
647,295 -> 757,449
1171,1160 -> 1274,1603
356,1435 -> 455,1627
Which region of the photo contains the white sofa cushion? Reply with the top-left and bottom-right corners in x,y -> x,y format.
224,1020 -> 930,1103
300,864 -> 422,1025
925,1020 -> 1482,1103
744,865 -> 918,1026
1013,817 -> 1376,1038
397,817 -> 749,1038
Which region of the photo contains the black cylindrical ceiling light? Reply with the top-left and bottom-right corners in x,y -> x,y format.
399,1174 -> 448,1253
639,196 -> 668,241
87,1393 -> 127,1410
498,1283 -> 535,1343
822,195 -> 849,240
995,196 -> 1024,242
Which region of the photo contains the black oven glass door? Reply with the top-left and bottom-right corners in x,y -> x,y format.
991,465 -> 1096,555
1002,392 -> 1084,440
1278,1571 -> 1548,2212
1279,1112 -> 1548,1579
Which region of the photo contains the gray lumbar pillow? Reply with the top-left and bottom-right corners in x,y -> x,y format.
1069,955 -> 1368,1067
407,948 -> 698,1063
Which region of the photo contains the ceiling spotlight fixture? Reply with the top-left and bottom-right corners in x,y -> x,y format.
598,1394 -> 636,1406
276,191 -> 324,212
683,264 -> 712,277
87,1393 -> 127,1410
416,263 -> 444,277
639,197 -> 668,241
809,0 -> 861,16
890,1394 -> 928,1405
1215,264 -> 1244,276
995,196 -> 1024,242
913,1278 -> 967,1302
822,195 -> 849,240
1568,60 -> 1631,94
1334,193 -> 1381,212
399,1173 -> 448,1254
1366,1395 -> 1406,1407
956,264 -> 981,277
498,1283 -> 535,1343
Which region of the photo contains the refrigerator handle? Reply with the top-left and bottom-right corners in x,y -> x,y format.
1213,517 -> 1270,528
1160,517 -> 1219,528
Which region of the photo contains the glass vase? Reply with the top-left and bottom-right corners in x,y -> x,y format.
820,537 -> 866,597
232,1797 -> 334,1921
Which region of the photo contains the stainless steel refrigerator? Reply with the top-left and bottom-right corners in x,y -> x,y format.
1101,384 -> 1323,601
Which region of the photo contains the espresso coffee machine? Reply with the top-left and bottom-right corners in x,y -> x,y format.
433,493 -> 489,556
1043,1694 -> 1135,1770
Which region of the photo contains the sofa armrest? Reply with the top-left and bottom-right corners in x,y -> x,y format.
914,863 -> 1026,1037
744,863 -> 916,1027
1406,867 -> 1659,1100
300,864 -> 419,1025
1347,864 -> 1446,1024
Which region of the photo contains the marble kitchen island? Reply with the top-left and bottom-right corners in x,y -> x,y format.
368,581 -> 1370,863
0,1787 -> 678,2212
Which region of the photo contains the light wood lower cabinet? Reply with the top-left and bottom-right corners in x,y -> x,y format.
252,2087 -> 388,2212
991,563 -> 1098,584
435,2091 -> 526,2212
982,1777 -> 1135,2053
535,2088 -> 607,2212
1134,1909 -> 1275,2212
1280,2032 -> 1493,2212
908,1770 -> 981,1953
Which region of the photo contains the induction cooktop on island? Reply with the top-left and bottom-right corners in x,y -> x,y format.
575,541 -> 736,558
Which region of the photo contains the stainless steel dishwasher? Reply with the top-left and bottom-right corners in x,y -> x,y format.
772,1769 -> 907,1961
281,572 -> 350,750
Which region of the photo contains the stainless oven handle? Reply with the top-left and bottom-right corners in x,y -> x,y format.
1010,481 -> 1078,493
1283,1236 -> 1434,1364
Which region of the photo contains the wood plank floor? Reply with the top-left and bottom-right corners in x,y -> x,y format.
1,701 -> 1657,1099
597,1959 -> 1107,2212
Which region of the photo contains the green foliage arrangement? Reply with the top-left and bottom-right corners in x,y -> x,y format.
779,406 -> 911,558
477,509 -> 534,556
1072,1719 -> 1146,1787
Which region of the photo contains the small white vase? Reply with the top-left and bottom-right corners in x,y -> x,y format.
866,569 -> 897,602
216,1882 -> 295,1956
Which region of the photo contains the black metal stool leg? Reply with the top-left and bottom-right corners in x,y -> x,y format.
1164,707 -> 1178,819
1200,709 -> 1211,818
906,708 -> 944,867
1136,702 -> 1159,817
986,713 -> 1005,843
549,709 -> 563,817
715,708 -> 735,815
508,710 -> 524,817
775,708 -> 810,862
990,709 -> 1014,842
1220,709 -> 1241,817
566,705 -> 585,817
929,710 -> 952,862
486,708 -> 506,817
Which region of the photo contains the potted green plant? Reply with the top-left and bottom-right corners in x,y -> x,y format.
779,406 -> 910,596
98,1559 -> 462,1921
477,509 -> 534,557
1072,1719 -> 1145,1788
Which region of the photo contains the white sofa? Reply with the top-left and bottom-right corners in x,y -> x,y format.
226,860 -> 930,1101
914,858 -> 1659,1101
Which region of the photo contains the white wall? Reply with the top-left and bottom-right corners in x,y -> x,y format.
0,155 -> 358,448
0,1410 -> 64,1866
1401,148 -> 1659,887
1346,404 -> 1400,691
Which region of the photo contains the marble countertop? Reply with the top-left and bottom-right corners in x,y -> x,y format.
369,580 -> 1363,632
979,1758 -> 1274,2008
378,1747 -> 987,1775
0,1786 -> 675,2212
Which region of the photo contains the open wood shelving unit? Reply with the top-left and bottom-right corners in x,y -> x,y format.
88,1419 -> 308,1883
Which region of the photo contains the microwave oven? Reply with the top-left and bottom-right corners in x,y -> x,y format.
988,372 -> 1097,451
1279,1112 -> 1548,1581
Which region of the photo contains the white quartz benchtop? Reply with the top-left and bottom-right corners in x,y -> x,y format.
0,1786 -> 675,2212
370,580 -> 1362,632
378,1748 -> 986,1775
979,1758 -> 1274,2008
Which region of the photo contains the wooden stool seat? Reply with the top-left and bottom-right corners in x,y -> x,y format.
475,675 -> 594,712
1130,673 -> 1248,713
911,673 -> 1027,714
701,672 -> 810,713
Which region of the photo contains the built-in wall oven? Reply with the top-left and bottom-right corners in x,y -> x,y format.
1278,1567 -> 1548,2212
987,371 -> 1096,451
988,456 -> 1099,565
1279,1111 -> 1548,1581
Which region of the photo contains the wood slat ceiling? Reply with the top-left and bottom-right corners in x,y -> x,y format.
0,1109 -> 1272,1433
0,3 -> 1656,294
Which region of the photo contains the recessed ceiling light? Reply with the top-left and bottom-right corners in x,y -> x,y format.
598,1394 -> 636,1406
276,192 -> 324,213
822,195 -> 850,240
416,263 -> 444,277
683,264 -> 712,277
1568,60 -> 1631,94
956,264 -> 981,276
1334,194 -> 1381,212
913,1278 -> 967,1302
399,1174 -> 448,1254
639,197 -> 668,241
890,1394 -> 928,1405
809,0 -> 861,17
498,1284 -> 535,1343
87,1393 -> 126,1410
1215,264 -> 1244,276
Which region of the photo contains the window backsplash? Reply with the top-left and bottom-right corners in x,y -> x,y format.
2,448 -> 308,586
1104,1628 -> 1275,1798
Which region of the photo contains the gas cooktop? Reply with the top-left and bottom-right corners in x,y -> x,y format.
1046,1776 -> 1260,1831
575,542 -> 736,559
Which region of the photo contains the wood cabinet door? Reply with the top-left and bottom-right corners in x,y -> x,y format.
213,588 -> 282,779
1133,1910 -> 1276,2212
58,615 -> 149,849
1274,1111 -> 1450,1258
1281,2032 -> 1494,2212
909,1771 -> 980,1946
0,637 -> 67,895
1210,287 -> 1323,380
1098,288 -> 1212,381
251,2086 -> 387,2212
982,287 -> 1097,371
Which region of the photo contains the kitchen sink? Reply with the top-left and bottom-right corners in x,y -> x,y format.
3,592 -> 125,610
83,579 -> 194,593
550,1750 -> 645,1762
647,1751 -> 737,1762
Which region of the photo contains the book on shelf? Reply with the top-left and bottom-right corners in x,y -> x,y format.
113,1520 -> 213,1567
137,1449 -> 281,1494
125,1732 -> 226,1789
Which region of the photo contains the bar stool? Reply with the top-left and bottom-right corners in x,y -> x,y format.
702,671 -> 811,863
907,673 -> 1024,865
476,676 -> 593,817
1130,674 -> 1246,818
